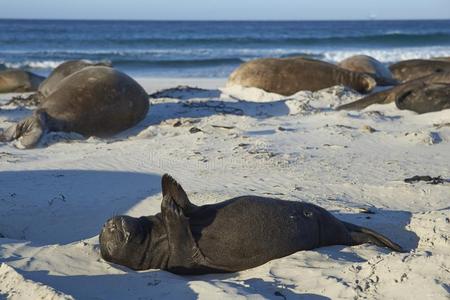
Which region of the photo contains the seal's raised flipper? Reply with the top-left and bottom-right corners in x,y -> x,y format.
161,174 -> 198,215
343,221 -> 406,253
0,110 -> 47,149
161,195 -> 232,274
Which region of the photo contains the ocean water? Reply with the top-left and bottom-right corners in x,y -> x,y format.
1,19 -> 450,77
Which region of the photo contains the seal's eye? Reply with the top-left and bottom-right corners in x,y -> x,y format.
303,210 -> 313,218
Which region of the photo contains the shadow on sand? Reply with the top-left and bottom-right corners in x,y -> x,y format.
16,269 -> 330,300
335,208 -> 419,251
0,169 -> 160,245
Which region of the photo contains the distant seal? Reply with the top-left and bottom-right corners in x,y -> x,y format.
0,69 -> 45,93
99,174 -> 404,274
389,59 -> 450,82
0,66 -> 149,148
38,60 -> 112,99
227,57 -> 376,96
338,55 -> 398,86
336,72 -> 450,112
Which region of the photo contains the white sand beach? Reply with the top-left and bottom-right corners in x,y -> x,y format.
0,77 -> 449,299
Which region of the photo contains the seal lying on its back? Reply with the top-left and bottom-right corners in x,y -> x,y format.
0,66 -> 149,148
389,59 -> 450,83
338,55 -> 398,86
227,57 -> 376,96
336,71 -> 450,112
38,60 -> 112,99
99,174 -> 404,275
0,69 -> 45,93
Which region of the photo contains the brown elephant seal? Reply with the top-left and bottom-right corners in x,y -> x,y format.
38,60 -> 112,99
395,83 -> 450,114
227,57 -> 376,96
338,55 -> 398,86
337,71 -> 450,111
0,69 -> 45,93
0,66 -> 149,149
389,59 -> 450,83
99,174 -> 404,275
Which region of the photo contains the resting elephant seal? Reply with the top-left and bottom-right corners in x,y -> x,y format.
395,82 -> 450,114
227,57 -> 376,96
38,60 -> 112,99
338,55 -> 397,86
99,174 -> 404,274
0,66 -> 149,148
389,59 -> 450,83
337,71 -> 450,111
0,69 -> 45,93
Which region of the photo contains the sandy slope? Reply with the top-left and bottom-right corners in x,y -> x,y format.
0,78 -> 449,299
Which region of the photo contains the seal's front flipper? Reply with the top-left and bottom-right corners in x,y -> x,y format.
161,174 -> 198,215
161,195 -> 229,274
343,221 -> 406,253
0,110 -> 47,149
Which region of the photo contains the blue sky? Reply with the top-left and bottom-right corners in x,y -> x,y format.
1,0 -> 449,20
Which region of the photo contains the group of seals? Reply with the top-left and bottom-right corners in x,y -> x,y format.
334,57 -> 450,113
99,174 -> 404,274
337,72 -> 450,113
1,64 -> 149,148
228,55 -> 450,114
227,57 -> 377,96
0,69 -> 45,93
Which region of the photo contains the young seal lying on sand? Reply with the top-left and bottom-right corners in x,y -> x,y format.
99,174 -> 404,275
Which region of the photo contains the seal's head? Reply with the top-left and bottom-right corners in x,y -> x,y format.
99,215 -> 151,270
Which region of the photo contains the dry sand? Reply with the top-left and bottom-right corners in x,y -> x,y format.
0,78 -> 449,299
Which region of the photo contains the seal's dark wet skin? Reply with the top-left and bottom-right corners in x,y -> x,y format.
99,174 -> 405,275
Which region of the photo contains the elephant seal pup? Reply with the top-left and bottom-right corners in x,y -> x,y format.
38,60 -> 112,99
336,71 -> 450,111
389,59 -> 450,83
227,57 -> 376,96
0,66 -> 149,149
338,55 -> 398,86
99,174 -> 404,274
0,69 -> 45,93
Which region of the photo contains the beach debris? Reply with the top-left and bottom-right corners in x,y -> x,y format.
149,85 -> 221,99
3,93 -> 39,107
277,126 -> 296,132
211,124 -> 235,130
358,207 -> 376,214
183,100 -> 244,115
189,127 -> 202,134
404,175 -> 447,184
433,122 -> 450,129
361,125 -> 377,133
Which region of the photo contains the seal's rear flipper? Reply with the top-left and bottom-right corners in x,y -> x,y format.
343,221 -> 406,253
161,174 -> 198,215
0,110 -> 47,149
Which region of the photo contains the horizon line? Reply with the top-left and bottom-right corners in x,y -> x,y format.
0,17 -> 449,22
